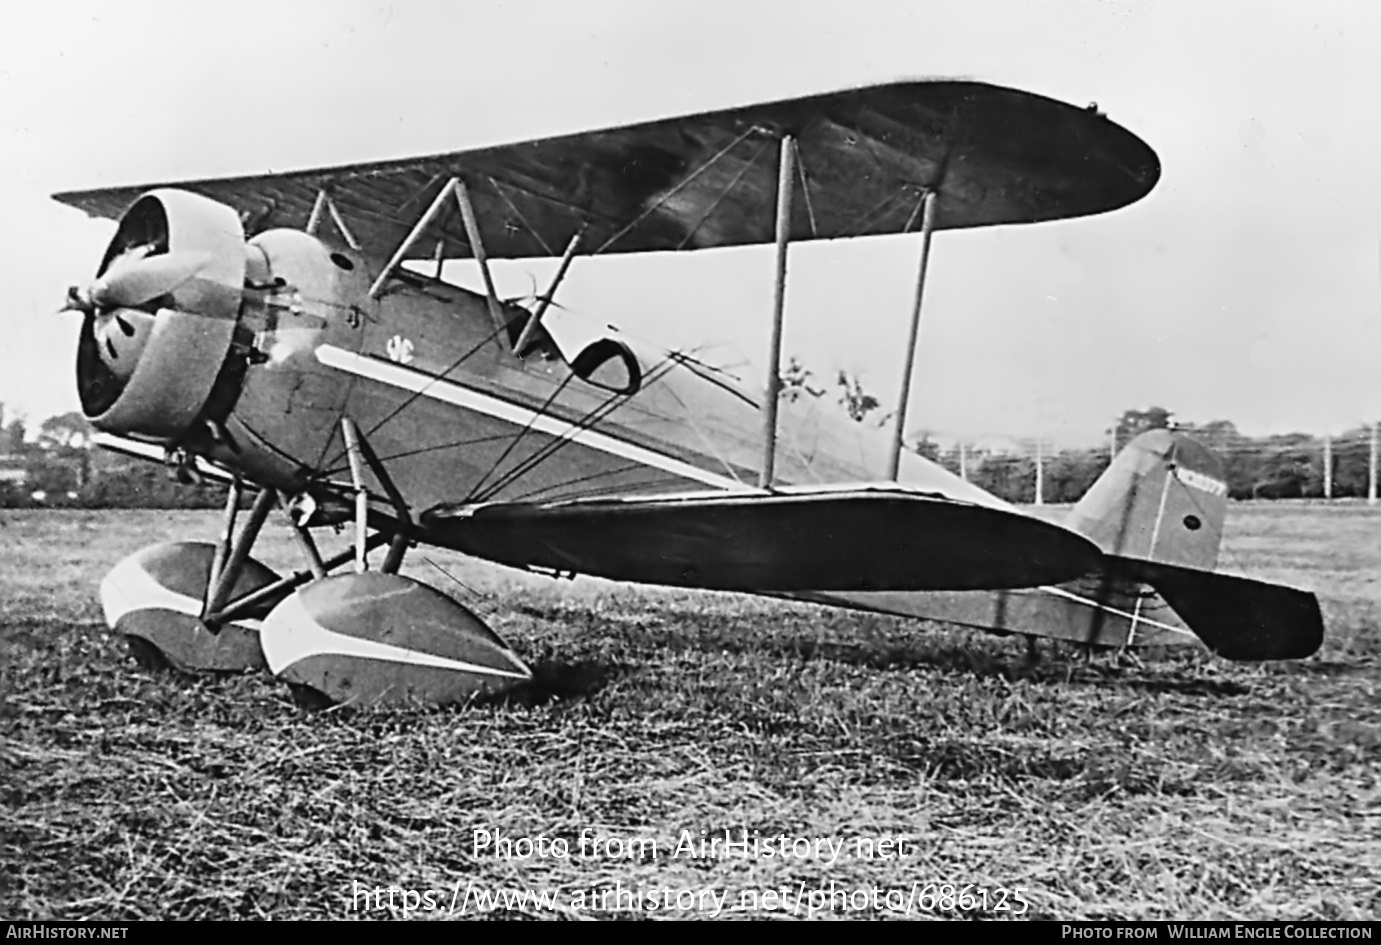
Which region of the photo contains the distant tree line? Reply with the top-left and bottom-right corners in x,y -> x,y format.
913,420 -> 1378,504
0,405 -> 220,509
780,367 -> 1379,504
0,389 -> 1375,509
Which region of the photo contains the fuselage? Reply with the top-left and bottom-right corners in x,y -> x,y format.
182,228 -> 1006,532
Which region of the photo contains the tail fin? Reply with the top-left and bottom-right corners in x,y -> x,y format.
1066,429 -> 1228,569
1067,430 -> 1322,661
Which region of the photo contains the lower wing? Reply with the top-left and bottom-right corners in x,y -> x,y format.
419,485 -> 1322,661
420,485 -> 1102,593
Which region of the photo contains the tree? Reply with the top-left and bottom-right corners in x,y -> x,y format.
38,412 -> 94,451
779,356 -> 824,403
1046,447 -> 1109,504
1178,418 -> 1256,498
4,417 -> 26,456
1331,428 -> 1373,498
1113,405 -> 1173,452
912,432 -> 941,462
26,454 -> 82,499
79,461 -> 223,509
777,359 -> 888,428
837,370 -> 884,425
969,453 -> 1036,503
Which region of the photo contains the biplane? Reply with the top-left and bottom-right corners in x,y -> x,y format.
51,79 -> 1324,707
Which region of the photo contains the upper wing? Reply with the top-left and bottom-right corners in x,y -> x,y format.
52,80 -> 1159,261
420,484 -> 1104,593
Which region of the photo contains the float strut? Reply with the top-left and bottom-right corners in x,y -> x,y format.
352,431 -> 414,575
207,533 -> 392,626
279,494 -> 328,580
340,419 -> 372,573
206,477 -> 242,604
203,487 -> 276,619
339,418 -> 415,574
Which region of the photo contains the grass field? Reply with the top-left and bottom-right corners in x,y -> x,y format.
2,503 -> 1378,921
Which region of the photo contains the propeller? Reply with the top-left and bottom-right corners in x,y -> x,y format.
62,245 -> 213,380
64,247 -> 213,315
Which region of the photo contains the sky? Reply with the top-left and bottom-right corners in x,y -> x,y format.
3,0 -> 1379,446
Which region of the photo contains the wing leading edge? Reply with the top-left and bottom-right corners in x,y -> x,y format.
420,486 -> 1104,593
53,80 -> 1159,262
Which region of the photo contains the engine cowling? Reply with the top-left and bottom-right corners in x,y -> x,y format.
74,190 -> 247,442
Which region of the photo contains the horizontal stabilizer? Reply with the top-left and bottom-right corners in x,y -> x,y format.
423,488 -> 1102,593
1116,558 -> 1324,661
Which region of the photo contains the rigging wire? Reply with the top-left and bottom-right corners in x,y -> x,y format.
462,371 -> 579,504
470,355 -> 682,504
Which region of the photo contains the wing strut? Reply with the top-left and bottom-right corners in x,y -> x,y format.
759,135 -> 795,489
887,188 -> 938,479
513,228 -> 584,358
431,239 -> 446,279
367,179 -> 458,298
363,179 -> 511,342
306,190 -> 328,235
304,189 -> 361,250
455,180 -> 510,340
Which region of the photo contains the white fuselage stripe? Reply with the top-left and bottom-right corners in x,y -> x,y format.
315,345 -> 754,493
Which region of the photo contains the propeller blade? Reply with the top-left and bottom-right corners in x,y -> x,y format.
92,250 -> 212,309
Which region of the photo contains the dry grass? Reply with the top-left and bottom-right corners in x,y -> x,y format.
2,503 -> 1378,920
